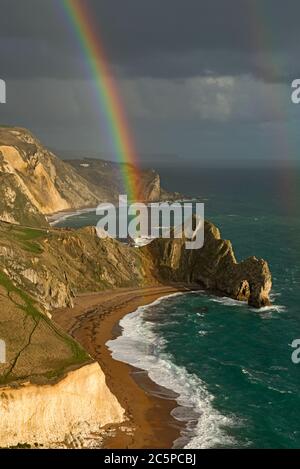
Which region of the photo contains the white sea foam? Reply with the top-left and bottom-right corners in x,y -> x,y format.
252,304 -> 286,315
270,292 -> 282,300
210,294 -> 286,315
48,207 -> 97,226
198,330 -> 209,336
242,367 -> 293,395
196,312 -> 205,318
107,293 -> 239,449
210,296 -> 247,307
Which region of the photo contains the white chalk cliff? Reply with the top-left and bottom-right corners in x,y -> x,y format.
0,362 -> 124,448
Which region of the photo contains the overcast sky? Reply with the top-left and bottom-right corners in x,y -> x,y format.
1,0 -> 300,165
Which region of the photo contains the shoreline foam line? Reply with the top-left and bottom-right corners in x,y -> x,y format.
47,207 -> 98,226
106,292 -> 238,449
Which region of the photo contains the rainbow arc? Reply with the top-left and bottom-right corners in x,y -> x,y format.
61,0 -> 139,201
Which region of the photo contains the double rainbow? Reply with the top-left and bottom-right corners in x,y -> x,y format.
60,0 -> 139,201
245,1 -> 297,216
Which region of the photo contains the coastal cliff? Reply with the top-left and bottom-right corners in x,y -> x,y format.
0,128 -> 100,225
0,362 -> 124,448
67,158 -> 163,202
0,127 -> 166,227
0,267 -> 124,448
0,223 -> 272,448
142,221 -> 272,308
0,126 -> 272,448
0,220 -> 271,313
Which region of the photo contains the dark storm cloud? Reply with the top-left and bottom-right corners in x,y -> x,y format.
1,0 -> 300,81
1,0 -> 300,163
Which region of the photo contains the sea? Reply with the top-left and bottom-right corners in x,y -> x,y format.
54,166 -> 300,449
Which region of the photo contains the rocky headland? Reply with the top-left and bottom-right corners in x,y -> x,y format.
0,127 -> 168,228
0,127 -> 272,447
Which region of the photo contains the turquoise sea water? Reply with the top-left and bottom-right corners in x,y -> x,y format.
56,167 -> 300,448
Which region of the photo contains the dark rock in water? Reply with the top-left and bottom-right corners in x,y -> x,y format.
195,306 -> 209,314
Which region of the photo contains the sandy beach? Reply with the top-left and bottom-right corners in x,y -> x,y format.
52,285 -> 194,449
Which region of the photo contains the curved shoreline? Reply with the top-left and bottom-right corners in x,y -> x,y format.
47,206 -> 98,226
52,285 -> 195,448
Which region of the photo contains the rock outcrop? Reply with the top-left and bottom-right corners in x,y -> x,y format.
0,128 -> 102,226
0,216 -> 272,447
0,126 -> 272,448
0,224 -> 147,311
0,127 -> 170,227
137,169 -> 161,201
142,221 -> 272,308
0,268 -> 124,448
67,158 -> 163,202
0,219 -> 271,312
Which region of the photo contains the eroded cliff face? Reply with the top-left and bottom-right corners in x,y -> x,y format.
137,170 -> 161,201
0,219 -> 271,313
0,224 -> 147,311
0,126 -> 273,448
0,271 -> 124,448
0,218 -> 272,447
0,128 -> 102,226
0,128 -> 168,227
141,221 -> 272,308
67,158 -> 163,202
0,363 -> 124,448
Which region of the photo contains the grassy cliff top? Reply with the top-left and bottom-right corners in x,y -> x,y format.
0,266 -> 91,386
